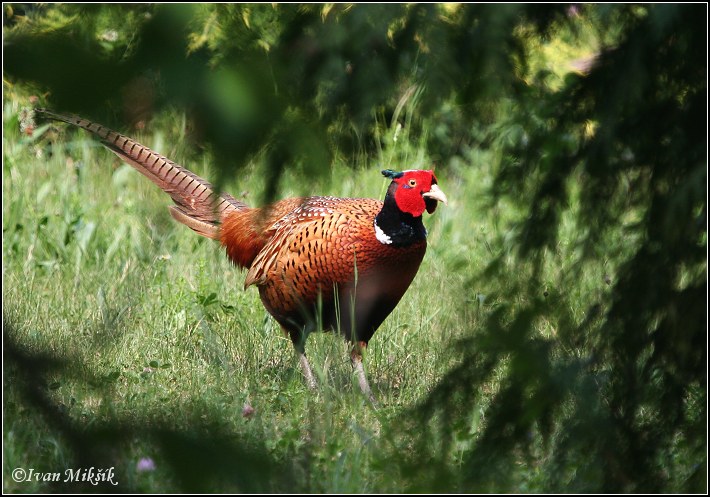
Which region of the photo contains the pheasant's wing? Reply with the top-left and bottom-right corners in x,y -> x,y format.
244,197 -> 352,290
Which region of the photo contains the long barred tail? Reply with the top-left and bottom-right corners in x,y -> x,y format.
35,108 -> 246,240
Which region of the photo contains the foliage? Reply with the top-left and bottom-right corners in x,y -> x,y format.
3,3 -> 570,193
3,2 -> 706,493
394,4 -> 707,493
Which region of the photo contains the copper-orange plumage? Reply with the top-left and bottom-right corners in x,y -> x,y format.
36,109 -> 448,402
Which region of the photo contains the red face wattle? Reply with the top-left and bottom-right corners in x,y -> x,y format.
392,170 -> 446,217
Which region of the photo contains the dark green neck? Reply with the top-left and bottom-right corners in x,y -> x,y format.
374,184 -> 427,247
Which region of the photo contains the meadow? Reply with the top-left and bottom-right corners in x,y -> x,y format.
3,4 -> 705,493
3,98 -> 490,492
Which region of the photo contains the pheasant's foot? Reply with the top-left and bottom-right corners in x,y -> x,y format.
351,342 -> 378,408
298,352 -> 318,390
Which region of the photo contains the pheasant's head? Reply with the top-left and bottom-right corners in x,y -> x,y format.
382,169 -> 448,217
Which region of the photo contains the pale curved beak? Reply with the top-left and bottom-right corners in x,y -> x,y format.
422,184 -> 448,206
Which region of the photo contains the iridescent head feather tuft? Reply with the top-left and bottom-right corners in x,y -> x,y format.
381,169 -> 404,179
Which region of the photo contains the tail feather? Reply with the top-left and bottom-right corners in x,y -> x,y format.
36,108 -> 245,239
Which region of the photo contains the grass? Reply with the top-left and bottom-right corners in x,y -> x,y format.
5,6 -> 705,491
2,94 -> 648,492
3,98 -> 483,492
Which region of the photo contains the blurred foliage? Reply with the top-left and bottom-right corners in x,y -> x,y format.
3,3 -> 570,191
393,3 -> 707,493
3,2 -> 706,493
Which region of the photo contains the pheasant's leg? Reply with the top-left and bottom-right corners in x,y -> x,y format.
298,349 -> 318,390
289,329 -> 317,390
351,341 -> 377,405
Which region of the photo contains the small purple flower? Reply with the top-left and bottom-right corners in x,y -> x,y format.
242,403 -> 255,419
136,457 -> 156,473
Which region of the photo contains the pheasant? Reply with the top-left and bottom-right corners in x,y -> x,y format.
35,109 -> 448,401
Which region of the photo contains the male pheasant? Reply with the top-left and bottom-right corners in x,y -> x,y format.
36,109 -> 448,401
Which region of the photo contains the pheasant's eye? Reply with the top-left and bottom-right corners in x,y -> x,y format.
408,179 -> 417,187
